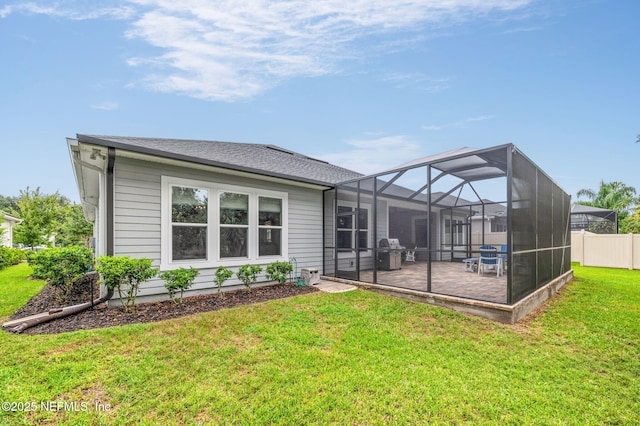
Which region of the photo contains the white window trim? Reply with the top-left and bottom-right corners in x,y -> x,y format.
334,200 -> 372,259
161,176 -> 288,270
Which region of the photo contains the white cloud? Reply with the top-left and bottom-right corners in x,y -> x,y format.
501,25 -> 543,34
423,115 -> 494,131
382,72 -> 451,92
0,2 -> 135,20
91,101 -> 119,110
3,0 -> 533,100
123,0 -> 533,101
316,135 -> 425,175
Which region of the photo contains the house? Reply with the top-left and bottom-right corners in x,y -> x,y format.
68,135 -> 572,322
68,134 -> 362,303
570,204 -> 617,234
0,211 -> 22,248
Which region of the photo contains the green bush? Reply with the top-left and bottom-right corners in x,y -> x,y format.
0,246 -> 26,270
213,266 -> 234,297
236,264 -> 263,291
266,261 -> 293,284
159,267 -> 199,303
27,246 -> 93,298
96,256 -> 157,312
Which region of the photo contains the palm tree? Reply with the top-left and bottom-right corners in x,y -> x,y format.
576,181 -> 639,221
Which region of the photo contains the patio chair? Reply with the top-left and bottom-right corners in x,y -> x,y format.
478,245 -> 502,276
404,243 -> 416,262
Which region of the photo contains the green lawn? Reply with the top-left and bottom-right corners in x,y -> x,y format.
0,263 -> 46,317
0,263 -> 638,425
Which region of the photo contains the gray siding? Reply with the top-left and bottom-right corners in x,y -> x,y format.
112,156 -> 325,302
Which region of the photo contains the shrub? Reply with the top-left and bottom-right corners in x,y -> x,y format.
27,246 -> 93,299
96,256 -> 157,312
236,264 -> 263,291
266,261 -> 293,284
159,267 -> 199,303
213,266 -> 234,297
0,247 -> 26,270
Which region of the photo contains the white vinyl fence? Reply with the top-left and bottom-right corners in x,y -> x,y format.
471,232 -> 507,247
571,230 -> 640,270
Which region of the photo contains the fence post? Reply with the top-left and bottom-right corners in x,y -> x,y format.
580,229 -> 586,266
629,233 -> 634,270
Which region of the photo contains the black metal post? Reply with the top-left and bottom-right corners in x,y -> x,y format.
427,165 -> 432,293
506,146 -> 513,305
373,178 -> 377,284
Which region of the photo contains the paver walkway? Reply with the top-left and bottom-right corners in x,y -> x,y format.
314,281 -> 358,293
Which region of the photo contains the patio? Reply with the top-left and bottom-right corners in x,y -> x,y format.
323,144 -> 572,321
359,261 -> 507,304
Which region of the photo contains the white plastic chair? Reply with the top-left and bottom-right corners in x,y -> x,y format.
478,246 -> 501,276
405,249 -> 415,262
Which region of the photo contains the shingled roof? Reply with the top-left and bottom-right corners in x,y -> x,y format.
77,134 -> 362,187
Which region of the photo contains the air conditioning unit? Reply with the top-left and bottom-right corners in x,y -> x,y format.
300,268 -> 320,285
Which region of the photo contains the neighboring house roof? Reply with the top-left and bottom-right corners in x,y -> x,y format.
471,199 -> 506,218
0,211 -> 21,247
1,211 -> 22,224
76,134 -> 363,187
570,203 -> 616,220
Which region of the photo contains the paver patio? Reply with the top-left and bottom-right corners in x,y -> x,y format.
358,261 -> 507,304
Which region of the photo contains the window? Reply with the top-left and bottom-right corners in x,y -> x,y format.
259,197 -> 282,256
337,206 -> 353,249
491,217 -> 507,233
444,218 -> 466,246
336,204 -> 369,252
171,187 -> 208,261
219,192 -> 249,258
161,177 -> 287,269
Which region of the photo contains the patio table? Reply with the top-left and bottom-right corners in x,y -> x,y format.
463,257 -> 478,272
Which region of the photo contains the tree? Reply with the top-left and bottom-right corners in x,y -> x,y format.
11,187 -> 61,249
621,206 -> 640,233
0,195 -> 18,212
55,204 -> 94,247
576,181 -> 639,224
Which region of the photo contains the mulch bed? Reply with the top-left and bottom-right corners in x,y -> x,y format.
7,274 -> 319,335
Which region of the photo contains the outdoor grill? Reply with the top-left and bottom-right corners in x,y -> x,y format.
378,238 -> 404,270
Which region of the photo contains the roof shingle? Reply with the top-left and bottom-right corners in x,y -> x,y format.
77,134 -> 362,186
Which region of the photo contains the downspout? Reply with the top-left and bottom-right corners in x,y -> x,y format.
106,147 -> 116,256
3,274 -> 114,333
